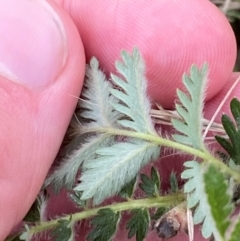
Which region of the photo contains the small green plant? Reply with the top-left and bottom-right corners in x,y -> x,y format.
7,48 -> 240,241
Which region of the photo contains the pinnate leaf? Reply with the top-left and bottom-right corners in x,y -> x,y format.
215,98 -> 240,165
151,207 -> 167,221
80,56 -> 121,128
47,49 -> 160,200
204,165 -> 232,239
46,56 -> 120,191
172,64 -> 208,149
87,209 -> 120,241
118,176 -> 138,199
110,48 -> 156,134
182,161 -> 233,240
46,134 -> 113,192
50,220 -> 73,241
230,98 -> 240,128
75,140 -> 160,205
169,172 -> 179,193
69,191 -> 86,208
139,166 -> 161,197
126,209 -> 150,241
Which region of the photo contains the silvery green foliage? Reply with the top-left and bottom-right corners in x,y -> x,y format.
48,49 -> 160,204
80,57 -> 122,129
173,65 -> 235,240
20,225 -> 32,241
47,134 -> 114,191
75,49 -> 160,205
76,139 -> 160,205
172,64 -> 208,150
37,193 -> 48,222
46,58 -> 118,190
182,161 -> 233,240
110,48 -> 156,134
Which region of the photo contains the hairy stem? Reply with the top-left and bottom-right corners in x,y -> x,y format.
80,127 -> 240,182
22,194 -> 184,237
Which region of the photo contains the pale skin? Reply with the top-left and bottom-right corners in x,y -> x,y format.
0,0 -> 239,240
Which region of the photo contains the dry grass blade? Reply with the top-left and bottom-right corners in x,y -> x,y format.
203,75 -> 240,140
150,106 -> 226,142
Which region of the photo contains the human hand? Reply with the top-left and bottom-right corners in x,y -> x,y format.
0,0 -> 238,240
0,0 -> 85,239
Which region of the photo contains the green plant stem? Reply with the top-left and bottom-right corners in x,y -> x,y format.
81,127 -> 240,182
21,194 -> 184,237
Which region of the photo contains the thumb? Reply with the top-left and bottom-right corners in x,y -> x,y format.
57,0 -> 236,108
0,0 -> 85,239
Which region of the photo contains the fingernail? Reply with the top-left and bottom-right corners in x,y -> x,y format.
0,0 -> 67,87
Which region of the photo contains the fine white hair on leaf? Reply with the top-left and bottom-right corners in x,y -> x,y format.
110,48 -> 156,135
182,161 -> 233,240
172,64 -> 208,151
75,140 -> 160,205
37,193 -> 48,222
46,134 -> 114,192
81,56 -> 121,128
46,49 -> 160,195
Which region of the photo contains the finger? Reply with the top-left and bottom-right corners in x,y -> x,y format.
57,0 -> 236,108
0,0 -> 85,239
